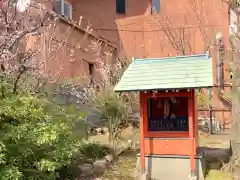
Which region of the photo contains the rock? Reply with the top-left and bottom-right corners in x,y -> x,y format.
85,158 -> 94,164
93,160 -> 108,175
208,161 -> 222,170
136,171 -> 149,180
77,164 -> 94,178
102,127 -> 109,134
105,154 -> 114,163
188,175 -> 197,180
96,128 -> 102,134
88,128 -> 97,135
201,148 -> 230,163
128,140 -> 133,146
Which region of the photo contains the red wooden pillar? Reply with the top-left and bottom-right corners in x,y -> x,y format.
140,92 -> 145,173
188,90 -> 196,176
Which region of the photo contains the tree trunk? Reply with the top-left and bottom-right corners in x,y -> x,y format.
231,37 -> 240,160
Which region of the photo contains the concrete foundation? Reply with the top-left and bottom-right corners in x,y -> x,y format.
136,154 -> 206,180
136,171 -> 149,180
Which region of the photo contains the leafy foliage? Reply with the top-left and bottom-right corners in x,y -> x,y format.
0,93 -> 87,180
231,0 -> 240,8
88,57 -> 138,155
79,142 -> 111,160
196,88 -> 212,110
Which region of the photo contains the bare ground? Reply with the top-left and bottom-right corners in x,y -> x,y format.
92,129 -> 233,180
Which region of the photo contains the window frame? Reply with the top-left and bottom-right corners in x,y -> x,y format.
151,0 -> 160,14
63,0 -> 72,20
88,63 -> 94,84
147,97 -> 189,132
216,43 -> 225,89
116,0 -> 126,14
54,0 -> 72,20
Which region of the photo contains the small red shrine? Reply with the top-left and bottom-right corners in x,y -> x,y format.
114,53 -> 213,180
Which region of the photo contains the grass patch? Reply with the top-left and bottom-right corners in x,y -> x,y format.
198,132 -> 230,149
101,150 -> 137,180
79,142 -> 111,160
206,170 -> 234,180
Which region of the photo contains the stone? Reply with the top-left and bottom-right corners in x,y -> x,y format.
93,160 -> 108,175
77,164 -> 94,178
188,175 -> 197,180
208,161 -> 222,169
128,140 -> 133,146
105,154 -> 114,163
85,158 -> 94,164
96,128 -> 102,134
136,171 -> 149,180
102,127 -> 109,134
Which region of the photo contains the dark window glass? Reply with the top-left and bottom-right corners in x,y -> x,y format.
147,97 -> 189,131
89,63 -> 94,75
54,0 -> 72,19
89,63 -> 94,83
152,0 -> 160,13
116,0 -> 126,14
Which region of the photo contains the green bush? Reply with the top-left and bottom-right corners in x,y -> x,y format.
0,94 -> 87,180
92,86 -> 138,151
79,142 -> 111,160
56,142 -> 111,180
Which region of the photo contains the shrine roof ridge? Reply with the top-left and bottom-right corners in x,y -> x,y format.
114,52 -> 213,92
132,53 -> 209,64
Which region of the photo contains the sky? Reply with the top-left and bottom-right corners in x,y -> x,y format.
16,0 -> 31,12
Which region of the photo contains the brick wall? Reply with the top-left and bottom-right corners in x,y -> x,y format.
33,0 -> 231,125
71,0 -> 231,124
72,0 -> 228,56
28,0 -> 117,83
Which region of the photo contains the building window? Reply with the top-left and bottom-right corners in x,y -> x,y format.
152,0 -> 160,14
216,44 -> 225,88
88,63 -> 94,83
54,0 -> 72,20
206,88 -> 212,98
147,97 -> 189,132
116,0 -> 126,14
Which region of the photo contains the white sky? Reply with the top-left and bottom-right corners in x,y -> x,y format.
16,0 -> 31,12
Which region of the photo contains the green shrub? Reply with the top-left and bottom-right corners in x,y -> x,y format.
79,142 -> 111,160
0,94 -> 87,180
92,86 -> 138,155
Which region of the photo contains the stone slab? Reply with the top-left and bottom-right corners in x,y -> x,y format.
136,154 -> 206,180
136,171 -> 149,180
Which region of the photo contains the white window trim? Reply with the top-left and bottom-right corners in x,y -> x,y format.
55,0 -> 72,20
64,0 -> 72,19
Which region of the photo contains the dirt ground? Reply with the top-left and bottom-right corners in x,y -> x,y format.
92,129 -> 232,180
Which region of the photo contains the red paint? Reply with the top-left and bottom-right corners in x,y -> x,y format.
144,138 -> 196,155
150,97 -> 188,117
65,0 -> 72,4
140,93 -> 146,173
139,90 -> 197,174
189,90 -> 196,173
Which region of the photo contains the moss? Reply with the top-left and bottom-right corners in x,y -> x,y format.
206,170 -> 233,180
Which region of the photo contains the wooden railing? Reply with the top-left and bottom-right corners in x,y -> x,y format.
148,117 -> 189,131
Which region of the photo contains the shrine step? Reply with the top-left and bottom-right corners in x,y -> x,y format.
136,154 -> 206,180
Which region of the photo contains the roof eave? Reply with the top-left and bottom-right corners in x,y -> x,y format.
114,85 -> 214,93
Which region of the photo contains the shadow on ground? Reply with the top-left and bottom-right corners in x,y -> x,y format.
100,150 -> 138,180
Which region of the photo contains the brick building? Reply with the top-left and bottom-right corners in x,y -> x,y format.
27,0 -> 117,84
39,0 -> 231,130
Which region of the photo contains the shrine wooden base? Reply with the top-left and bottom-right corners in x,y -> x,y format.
136,154 -> 206,180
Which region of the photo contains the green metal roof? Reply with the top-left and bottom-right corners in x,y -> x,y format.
114,53 -> 213,92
